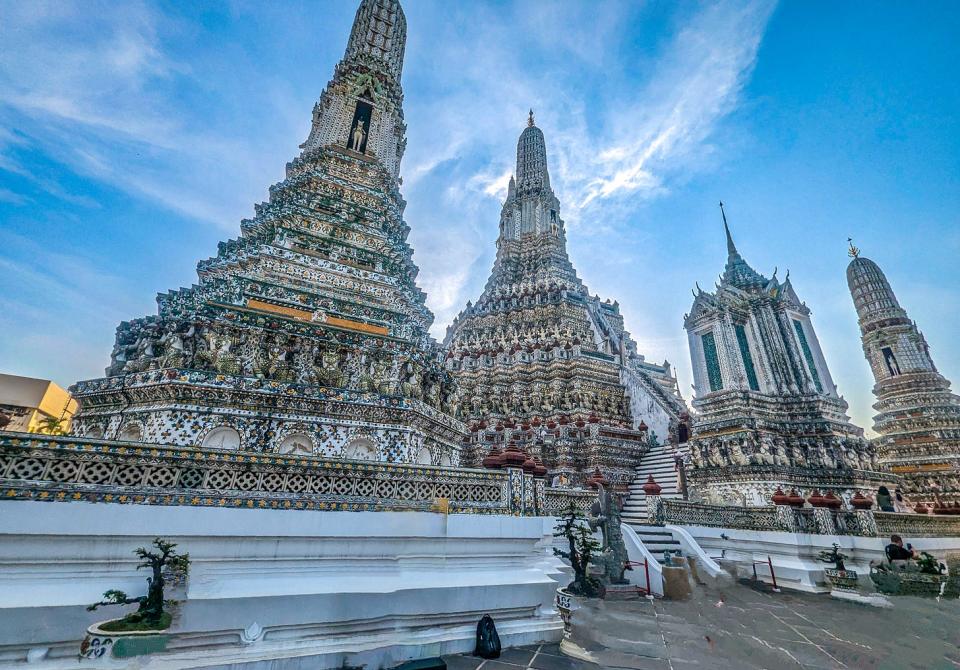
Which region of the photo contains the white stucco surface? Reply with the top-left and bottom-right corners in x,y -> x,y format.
0,502 -> 564,668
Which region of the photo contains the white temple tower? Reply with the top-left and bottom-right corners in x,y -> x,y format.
847,243 -> 960,505
683,206 -> 885,505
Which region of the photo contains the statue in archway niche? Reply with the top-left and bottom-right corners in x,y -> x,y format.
350,118 -> 366,152
589,483 -> 630,585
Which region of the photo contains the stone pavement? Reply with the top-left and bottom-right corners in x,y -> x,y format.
443,580 -> 960,669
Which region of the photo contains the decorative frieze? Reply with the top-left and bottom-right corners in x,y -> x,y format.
0,434 -> 508,514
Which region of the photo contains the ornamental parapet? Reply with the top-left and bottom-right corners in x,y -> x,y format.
543,487 -> 595,515
0,433 -> 526,515
874,511 -> 960,538
648,498 -> 958,538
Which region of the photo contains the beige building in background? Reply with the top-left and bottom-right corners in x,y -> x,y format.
0,374 -> 78,434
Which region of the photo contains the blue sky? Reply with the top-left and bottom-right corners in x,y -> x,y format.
1,0 -> 958,433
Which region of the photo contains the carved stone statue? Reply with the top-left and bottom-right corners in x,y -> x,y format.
589,484 -> 630,585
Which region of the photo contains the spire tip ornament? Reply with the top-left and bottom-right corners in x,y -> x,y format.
847,237 -> 860,259
528,109 -> 535,127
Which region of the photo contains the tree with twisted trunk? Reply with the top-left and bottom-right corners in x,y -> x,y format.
87,538 -> 189,631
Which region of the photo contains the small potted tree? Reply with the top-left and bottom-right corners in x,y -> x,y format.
553,504 -> 603,631
80,539 -> 189,660
818,543 -> 858,591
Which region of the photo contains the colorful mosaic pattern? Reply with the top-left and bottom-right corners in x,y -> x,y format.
443,118 -> 686,489
793,319 -> 823,393
68,0 -> 466,463
701,331 -> 723,393
734,324 -> 760,391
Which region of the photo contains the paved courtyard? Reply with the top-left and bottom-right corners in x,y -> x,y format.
444,579 -> 960,670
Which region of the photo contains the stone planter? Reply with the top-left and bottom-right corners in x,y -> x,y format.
555,587 -> 582,635
79,621 -> 169,662
823,568 -> 858,592
870,568 -> 949,597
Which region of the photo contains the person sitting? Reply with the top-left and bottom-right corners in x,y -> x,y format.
893,489 -> 911,513
876,485 -> 895,512
885,534 -> 916,561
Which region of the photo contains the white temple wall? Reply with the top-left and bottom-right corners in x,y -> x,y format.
0,502 -> 563,668
621,369 -> 672,444
687,327 -> 709,398
680,524 -> 960,594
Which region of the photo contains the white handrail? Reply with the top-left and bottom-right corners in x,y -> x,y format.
620,523 -> 664,596
665,524 -> 727,578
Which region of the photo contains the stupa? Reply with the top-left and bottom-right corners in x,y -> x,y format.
444,114 -> 686,489
69,0 -> 466,465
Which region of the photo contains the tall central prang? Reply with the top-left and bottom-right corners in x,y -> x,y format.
69,0 -> 466,465
444,113 -> 687,489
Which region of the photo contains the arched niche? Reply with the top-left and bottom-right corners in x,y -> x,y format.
345,437 -> 378,461
439,453 -> 453,467
201,426 -> 242,451
117,423 -> 142,442
415,447 -> 432,465
278,433 -> 314,456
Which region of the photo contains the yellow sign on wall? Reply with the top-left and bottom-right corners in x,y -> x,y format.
244,298 -> 389,336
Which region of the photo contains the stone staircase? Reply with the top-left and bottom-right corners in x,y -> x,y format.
621,441 -> 687,563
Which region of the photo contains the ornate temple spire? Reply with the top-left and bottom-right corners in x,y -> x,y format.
717,203 -> 766,290
846,250 -> 910,335
300,0 -> 408,180
721,201 -> 737,256
515,111 -> 550,193
847,237 -> 860,259
846,249 -> 960,505
343,0 -> 406,81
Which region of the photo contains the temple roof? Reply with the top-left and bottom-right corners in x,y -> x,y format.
719,205 -> 767,290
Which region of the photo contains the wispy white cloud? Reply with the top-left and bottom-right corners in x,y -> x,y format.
0,0 -> 300,230
0,188 -> 28,205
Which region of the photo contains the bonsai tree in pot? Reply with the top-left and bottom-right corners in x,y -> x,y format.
553,503 -> 603,598
817,543 -> 858,591
87,538 -> 190,632
817,543 -> 848,571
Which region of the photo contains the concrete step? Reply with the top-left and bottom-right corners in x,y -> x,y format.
638,455 -> 675,464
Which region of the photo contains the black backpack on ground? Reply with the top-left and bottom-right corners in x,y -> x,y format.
473,614 -> 501,659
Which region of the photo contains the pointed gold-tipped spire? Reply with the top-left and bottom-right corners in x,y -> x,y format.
720,201 -> 737,256
847,237 -> 860,259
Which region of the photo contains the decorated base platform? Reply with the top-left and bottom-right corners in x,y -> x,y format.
0,502 -> 564,668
